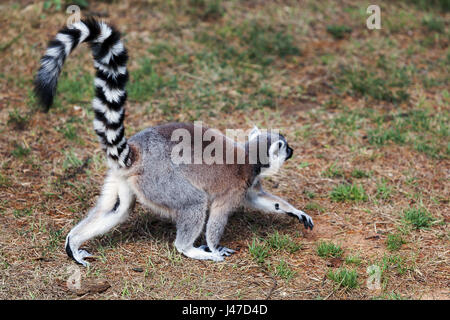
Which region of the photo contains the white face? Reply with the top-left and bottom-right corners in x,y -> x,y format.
248,126 -> 293,177
259,140 -> 289,177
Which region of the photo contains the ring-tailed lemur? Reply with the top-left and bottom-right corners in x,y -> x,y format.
35,18 -> 313,266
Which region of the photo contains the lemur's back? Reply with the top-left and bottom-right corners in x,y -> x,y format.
128,122 -> 254,199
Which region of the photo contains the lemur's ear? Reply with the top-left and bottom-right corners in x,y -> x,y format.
269,140 -> 284,160
249,126 -> 261,141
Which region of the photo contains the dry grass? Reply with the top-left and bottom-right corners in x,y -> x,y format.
0,0 -> 448,300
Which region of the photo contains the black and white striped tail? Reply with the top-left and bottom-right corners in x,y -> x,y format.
34,18 -> 132,168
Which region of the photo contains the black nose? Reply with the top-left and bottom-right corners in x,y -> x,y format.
286,146 -> 293,160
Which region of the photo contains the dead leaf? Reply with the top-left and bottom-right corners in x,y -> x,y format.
326,257 -> 343,268
67,279 -> 111,296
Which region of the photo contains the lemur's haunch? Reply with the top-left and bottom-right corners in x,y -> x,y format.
35,19 -> 313,266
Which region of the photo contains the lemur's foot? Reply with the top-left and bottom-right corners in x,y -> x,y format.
179,246 -> 224,262
287,210 -> 314,230
65,237 -> 93,266
199,245 -> 236,256
218,246 -> 235,256
70,249 -> 92,266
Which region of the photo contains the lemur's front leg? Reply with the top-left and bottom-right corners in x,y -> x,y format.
245,181 -> 314,230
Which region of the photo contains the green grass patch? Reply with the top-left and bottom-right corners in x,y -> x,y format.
413,139 -> 442,159
13,208 -> 33,218
322,162 -> 344,178
376,179 -> 393,200
323,97 -> 341,109
43,0 -> 63,11
11,143 -> 30,159
326,25 -> 352,39
386,233 -> 405,251
398,109 -> 432,132
128,58 -> 177,102
303,189 -> 316,199
7,109 -> 29,130
365,109 -> 448,158
367,127 -> 406,146
373,291 -> 407,300
330,183 -> 368,202
336,58 -> 411,103
56,70 -> 93,107
351,169 -> 370,179
403,206 -> 434,229
317,241 -> 343,258
58,123 -> 81,142
305,202 -> 325,213
327,268 -> 358,289
62,150 -> 84,171
422,15 -> 445,33
273,260 -> 296,282
196,20 -> 301,66
240,21 -> 301,65
0,174 -> 12,188
46,228 -> 63,253
379,254 -> 409,275
345,255 -> 362,266
253,83 -> 276,108
249,232 -> 302,265
266,231 -> 302,253
187,0 -> 224,21
329,104 -> 447,159
330,108 -> 367,133
248,238 -> 269,264
386,292 -> 406,300
405,0 -> 450,12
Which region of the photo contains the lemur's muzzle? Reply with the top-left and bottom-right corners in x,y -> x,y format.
286,146 -> 293,160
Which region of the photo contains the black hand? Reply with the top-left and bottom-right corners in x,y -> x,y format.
286,212 -> 313,230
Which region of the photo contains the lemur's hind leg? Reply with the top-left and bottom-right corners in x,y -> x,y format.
174,200 -> 225,262
199,198 -> 236,258
65,172 -> 135,266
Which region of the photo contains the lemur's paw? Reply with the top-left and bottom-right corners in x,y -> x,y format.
79,249 -> 93,259
66,240 -> 93,266
72,249 -> 92,266
287,210 -> 314,230
217,246 -> 235,256
199,245 -> 235,257
66,238 -> 92,266
301,213 -> 314,230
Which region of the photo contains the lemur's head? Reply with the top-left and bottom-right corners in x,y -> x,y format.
247,126 -> 294,177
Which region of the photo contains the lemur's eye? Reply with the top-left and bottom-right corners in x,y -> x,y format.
278,141 -> 283,149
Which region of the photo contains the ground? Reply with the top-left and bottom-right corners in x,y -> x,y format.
0,0 -> 448,300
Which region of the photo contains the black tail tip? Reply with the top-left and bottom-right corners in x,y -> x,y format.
65,236 -> 75,260
33,80 -> 54,112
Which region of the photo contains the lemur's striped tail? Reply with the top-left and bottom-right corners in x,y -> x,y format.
34,18 -> 131,168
